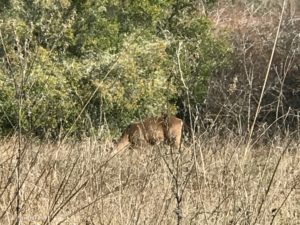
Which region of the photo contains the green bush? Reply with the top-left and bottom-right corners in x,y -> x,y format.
0,0 -> 232,138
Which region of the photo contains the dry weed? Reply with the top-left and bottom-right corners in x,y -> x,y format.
0,135 -> 299,224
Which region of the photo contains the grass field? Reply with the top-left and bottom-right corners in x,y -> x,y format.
0,134 -> 299,225
0,1 -> 299,224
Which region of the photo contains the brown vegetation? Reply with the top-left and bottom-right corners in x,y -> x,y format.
1,1 -> 300,225
0,134 -> 299,224
115,115 -> 183,151
200,0 -> 300,137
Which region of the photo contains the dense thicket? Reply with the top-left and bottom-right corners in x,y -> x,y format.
206,0 -> 300,137
0,0 -> 229,138
0,0 -> 300,139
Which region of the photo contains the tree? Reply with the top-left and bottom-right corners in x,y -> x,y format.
0,0 -> 231,137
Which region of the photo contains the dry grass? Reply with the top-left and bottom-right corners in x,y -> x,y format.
0,134 -> 299,225
1,2 -> 299,225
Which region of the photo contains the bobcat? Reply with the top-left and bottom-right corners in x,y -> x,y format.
115,115 -> 183,151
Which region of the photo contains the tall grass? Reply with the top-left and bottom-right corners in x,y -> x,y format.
1,1 -> 300,224
0,134 -> 299,224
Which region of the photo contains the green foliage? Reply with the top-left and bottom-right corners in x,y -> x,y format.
0,1 -> 81,137
96,32 -> 177,128
69,0 -> 170,54
163,3 -> 231,111
0,0 -> 232,138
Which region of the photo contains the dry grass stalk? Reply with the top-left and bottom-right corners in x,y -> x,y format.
0,135 -> 299,224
